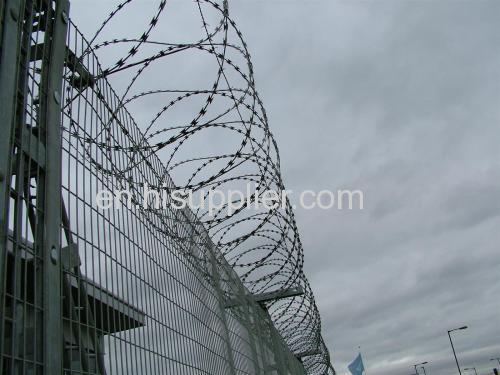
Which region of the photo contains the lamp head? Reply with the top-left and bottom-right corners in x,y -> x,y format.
449,326 -> 468,333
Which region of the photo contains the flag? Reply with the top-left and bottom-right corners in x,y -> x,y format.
348,353 -> 365,375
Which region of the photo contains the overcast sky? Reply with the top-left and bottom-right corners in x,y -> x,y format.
72,1 -> 500,375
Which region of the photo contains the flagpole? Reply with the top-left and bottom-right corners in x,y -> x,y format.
359,346 -> 367,375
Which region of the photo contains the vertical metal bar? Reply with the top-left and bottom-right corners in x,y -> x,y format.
38,0 -> 70,373
241,291 -> 263,374
250,305 -> 273,375
270,326 -> 286,375
0,0 -> 23,367
261,305 -> 295,375
209,248 -> 237,375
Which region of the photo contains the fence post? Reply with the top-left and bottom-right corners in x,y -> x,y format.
209,247 -> 237,375
249,303 -> 273,374
38,0 -> 70,373
242,295 -> 264,375
269,325 -> 288,375
0,0 -> 24,365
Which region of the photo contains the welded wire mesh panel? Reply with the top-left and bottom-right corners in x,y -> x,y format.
1,1 -> 335,374
60,22 -> 233,375
58,19 -> 306,374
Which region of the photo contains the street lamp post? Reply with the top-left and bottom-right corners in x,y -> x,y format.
464,367 -> 478,375
448,326 -> 468,375
491,359 -> 500,368
414,361 -> 428,375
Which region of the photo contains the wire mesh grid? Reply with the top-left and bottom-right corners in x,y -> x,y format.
0,1 -> 335,374
57,17 -> 304,375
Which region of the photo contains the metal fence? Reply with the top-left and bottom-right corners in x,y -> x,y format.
0,1 -> 335,374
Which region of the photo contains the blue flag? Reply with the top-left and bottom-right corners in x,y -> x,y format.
348,354 -> 365,375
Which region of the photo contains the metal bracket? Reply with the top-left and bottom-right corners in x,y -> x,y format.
295,349 -> 322,359
254,286 -> 304,304
225,286 -> 304,308
61,243 -> 81,270
30,43 -> 95,90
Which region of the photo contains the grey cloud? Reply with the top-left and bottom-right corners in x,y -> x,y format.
227,1 -> 500,374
